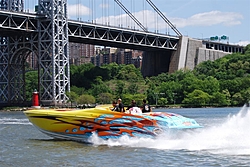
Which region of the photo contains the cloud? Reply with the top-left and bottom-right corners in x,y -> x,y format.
94,10 -> 160,30
173,11 -> 243,28
92,10 -> 243,32
234,41 -> 250,46
68,4 -> 91,19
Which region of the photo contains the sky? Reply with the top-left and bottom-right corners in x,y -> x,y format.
25,0 -> 250,46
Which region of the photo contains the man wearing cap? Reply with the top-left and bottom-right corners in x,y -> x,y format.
117,98 -> 125,112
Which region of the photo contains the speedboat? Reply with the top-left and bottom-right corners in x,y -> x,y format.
23,105 -> 202,143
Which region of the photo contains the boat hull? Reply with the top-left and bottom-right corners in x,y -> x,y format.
24,106 -> 202,143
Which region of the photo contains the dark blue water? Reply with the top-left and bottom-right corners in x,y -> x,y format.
1,107 -> 250,167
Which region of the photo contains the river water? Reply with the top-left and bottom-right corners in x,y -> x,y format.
1,106 -> 250,167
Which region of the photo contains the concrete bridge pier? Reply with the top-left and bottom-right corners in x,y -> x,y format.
141,50 -> 173,77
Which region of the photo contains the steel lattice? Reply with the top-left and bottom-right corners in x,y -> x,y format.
0,0 -> 181,106
38,0 -> 70,106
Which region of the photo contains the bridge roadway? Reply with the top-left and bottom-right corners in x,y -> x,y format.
0,10 -> 179,51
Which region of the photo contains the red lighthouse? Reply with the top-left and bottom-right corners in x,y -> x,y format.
32,89 -> 40,108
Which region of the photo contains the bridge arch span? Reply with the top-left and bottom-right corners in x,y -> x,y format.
8,47 -> 38,105
10,47 -> 35,64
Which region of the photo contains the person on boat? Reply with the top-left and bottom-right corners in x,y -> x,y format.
125,100 -> 142,115
111,100 -> 119,111
141,99 -> 151,113
117,98 -> 125,112
129,106 -> 142,115
126,100 -> 137,111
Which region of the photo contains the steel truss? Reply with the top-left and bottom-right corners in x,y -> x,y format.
0,36 -> 8,103
68,21 -> 179,51
0,10 -> 179,51
0,0 -> 38,105
0,0 -> 23,11
38,0 -> 70,105
0,0 -> 179,106
8,34 -> 38,103
0,0 -> 70,106
0,10 -> 37,32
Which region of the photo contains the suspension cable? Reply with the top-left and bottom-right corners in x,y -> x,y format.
114,0 -> 147,31
146,0 -> 182,36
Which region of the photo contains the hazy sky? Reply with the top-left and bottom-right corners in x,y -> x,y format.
25,0 -> 250,46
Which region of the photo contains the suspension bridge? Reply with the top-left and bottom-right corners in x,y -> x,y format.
0,0 -> 243,107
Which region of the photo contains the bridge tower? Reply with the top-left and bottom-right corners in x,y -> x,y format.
0,0 -> 70,107
37,0 -> 70,106
0,0 -> 33,107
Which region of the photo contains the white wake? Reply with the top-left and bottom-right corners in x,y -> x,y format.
0,118 -> 31,125
89,105 -> 250,155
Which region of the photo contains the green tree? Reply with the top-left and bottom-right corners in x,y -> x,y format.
122,93 -> 146,107
241,87 -> 250,104
194,60 -> 218,76
116,64 -> 143,81
157,81 -> 182,104
70,86 -> 85,96
66,91 -> 78,107
231,92 -> 244,106
219,79 -> 242,97
169,69 -> 192,82
77,94 -> 96,105
132,93 -> 146,106
97,92 -> 114,104
25,71 -> 38,101
101,63 -> 119,79
222,89 -> 231,105
200,76 -> 220,95
180,72 -> 199,95
54,52 -> 250,108
182,89 -> 211,107
146,81 -> 157,105
158,97 -> 168,106
70,63 -> 95,89
149,72 -> 170,85
244,44 -> 250,54
90,76 -> 111,97
115,80 -> 125,98
127,83 -> 139,95
210,92 -> 230,106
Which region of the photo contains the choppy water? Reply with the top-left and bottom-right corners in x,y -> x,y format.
1,106 -> 250,167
